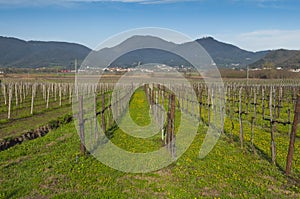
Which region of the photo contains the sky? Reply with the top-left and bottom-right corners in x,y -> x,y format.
0,0 -> 300,51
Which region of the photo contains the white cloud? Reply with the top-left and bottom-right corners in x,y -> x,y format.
0,0 -> 197,6
231,0 -> 293,9
0,0 -> 293,6
0,0 -> 292,7
238,30 -> 300,51
219,30 -> 300,51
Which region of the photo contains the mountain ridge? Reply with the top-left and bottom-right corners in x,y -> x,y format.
0,35 -> 294,69
196,36 -> 270,67
0,36 -> 91,68
250,49 -> 300,69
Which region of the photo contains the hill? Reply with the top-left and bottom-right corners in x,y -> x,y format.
0,36 -> 91,68
250,49 -> 300,69
196,37 -> 270,68
85,36 -> 269,68
0,35 -> 271,69
88,35 -> 192,68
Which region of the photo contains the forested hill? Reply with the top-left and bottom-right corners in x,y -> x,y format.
1,35 -> 295,69
196,37 -> 269,68
84,36 -> 270,68
250,49 -> 300,69
0,36 -> 91,68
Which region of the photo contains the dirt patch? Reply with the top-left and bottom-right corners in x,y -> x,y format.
39,174 -> 70,194
1,155 -> 31,169
199,186 -> 220,197
21,194 -> 51,199
45,141 -> 57,147
117,174 -> 167,198
261,174 -> 300,197
268,184 -> 299,197
155,168 -> 172,177
56,133 -> 72,142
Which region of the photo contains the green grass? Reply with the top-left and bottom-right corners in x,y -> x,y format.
0,105 -> 72,141
223,87 -> 300,178
1,123 -> 299,198
129,88 -> 151,126
1,87 -> 300,198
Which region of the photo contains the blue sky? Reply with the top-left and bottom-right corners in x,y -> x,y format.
0,0 -> 300,51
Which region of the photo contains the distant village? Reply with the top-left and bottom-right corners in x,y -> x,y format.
59,64 -> 192,74
247,67 -> 300,73
59,65 -> 300,74
1,64 -> 300,75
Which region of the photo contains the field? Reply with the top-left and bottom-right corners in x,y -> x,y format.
0,74 -> 300,198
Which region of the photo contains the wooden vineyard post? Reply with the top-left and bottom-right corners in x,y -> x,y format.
79,96 -> 86,154
30,84 -> 35,115
212,87 -> 217,123
207,88 -> 211,124
170,94 -> 176,158
228,86 -> 234,137
115,90 -> 119,118
15,84 -> 19,116
15,83 -> 18,107
262,86 -> 265,120
245,86 -> 249,114
177,86 -> 181,110
42,84 -> 46,101
94,93 -> 98,141
19,83 -> 23,104
253,87 -> 257,118
199,88 -> 203,121
155,90 -> 159,120
54,83 -> 57,101
7,84 -> 12,119
286,94 -> 300,175
59,84 -> 62,107
101,93 -> 106,133
239,87 -> 244,149
251,88 -> 257,154
23,83 -> 26,101
2,83 -> 7,105
189,91 -> 196,116
144,84 -> 149,103
161,87 -> 165,142
220,87 -> 225,135
46,85 -> 50,109
269,86 -> 276,165
166,95 -> 171,146
22,83 -> 26,102
109,92 -> 113,128
151,85 -> 155,106
288,108 -> 292,135
181,91 -> 184,113
277,86 -> 282,118
69,84 -> 72,104
166,94 -> 176,158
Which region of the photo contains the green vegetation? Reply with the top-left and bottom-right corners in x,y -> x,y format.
0,36 -> 89,68
1,122 -> 299,198
1,86 -> 300,198
0,105 -> 71,141
251,49 -> 300,69
0,80 -> 73,141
